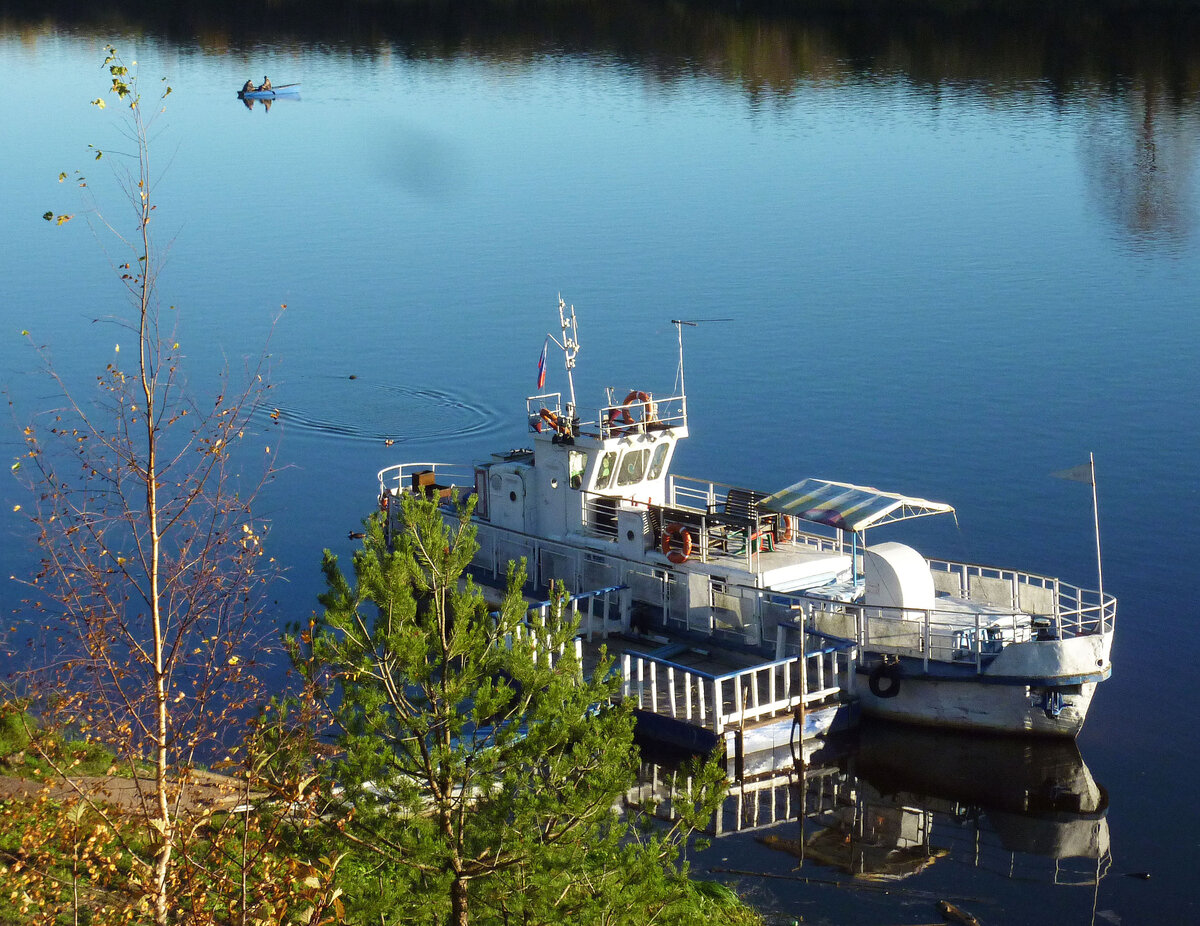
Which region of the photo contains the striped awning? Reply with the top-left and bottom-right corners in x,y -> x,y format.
758,478 -> 955,532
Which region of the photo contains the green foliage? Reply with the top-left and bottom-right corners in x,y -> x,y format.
0,704 -> 33,759
0,705 -> 123,778
295,492 -> 756,925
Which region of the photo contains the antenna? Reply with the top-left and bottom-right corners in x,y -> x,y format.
549,295 -> 580,415
670,320 -> 692,418
670,318 -> 730,426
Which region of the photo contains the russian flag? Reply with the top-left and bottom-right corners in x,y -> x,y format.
536,337 -> 548,390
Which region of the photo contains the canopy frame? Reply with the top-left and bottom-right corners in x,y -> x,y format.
758,478 -> 956,534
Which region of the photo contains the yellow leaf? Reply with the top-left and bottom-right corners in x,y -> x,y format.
228,655 -> 240,665
12,505 -> 20,512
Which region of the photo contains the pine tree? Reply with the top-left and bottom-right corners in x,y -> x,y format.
299,492 -> 758,926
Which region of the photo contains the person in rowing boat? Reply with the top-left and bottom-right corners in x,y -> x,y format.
241,79 -> 254,94
257,75 -> 272,92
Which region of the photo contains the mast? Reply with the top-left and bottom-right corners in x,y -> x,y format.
1052,454 -> 1106,629
671,318 -> 694,428
550,295 -> 580,418
1089,452 -> 1106,627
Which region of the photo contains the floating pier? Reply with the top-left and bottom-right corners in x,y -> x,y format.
517,584 -> 860,758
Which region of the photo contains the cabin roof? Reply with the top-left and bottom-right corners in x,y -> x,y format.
759,478 -> 955,532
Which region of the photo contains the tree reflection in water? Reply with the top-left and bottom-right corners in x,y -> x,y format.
3,0 -> 1198,242
1081,83 -> 1199,247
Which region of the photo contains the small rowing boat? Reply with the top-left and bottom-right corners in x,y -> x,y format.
237,83 -> 300,100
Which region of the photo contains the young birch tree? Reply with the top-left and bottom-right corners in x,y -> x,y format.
14,48 -> 279,925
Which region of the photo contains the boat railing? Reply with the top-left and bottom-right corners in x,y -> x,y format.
580,492 -> 622,540
927,558 -> 1115,638
517,584 -> 631,645
667,475 -> 844,554
666,474 -> 723,513
598,392 -> 687,439
620,641 -> 854,736
377,462 -> 476,497
853,603 -> 1034,670
526,392 -> 564,432
799,583 -> 1113,674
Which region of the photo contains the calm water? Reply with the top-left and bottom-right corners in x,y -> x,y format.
2,3 -> 1198,923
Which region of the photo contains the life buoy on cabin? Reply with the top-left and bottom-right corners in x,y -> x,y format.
868,661 -> 902,699
539,407 -> 569,435
775,514 -> 793,544
608,390 -> 657,434
661,523 -> 693,564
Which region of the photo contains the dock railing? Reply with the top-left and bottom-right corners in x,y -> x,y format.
620,639 -> 855,737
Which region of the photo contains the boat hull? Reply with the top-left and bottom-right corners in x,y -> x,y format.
237,88 -> 300,99
856,670 -> 1100,736
854,626 -> 1113,736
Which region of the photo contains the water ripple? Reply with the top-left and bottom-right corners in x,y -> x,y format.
257,376 -> 503,445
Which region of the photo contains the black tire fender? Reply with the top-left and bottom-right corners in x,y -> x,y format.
868,661 -> 902,699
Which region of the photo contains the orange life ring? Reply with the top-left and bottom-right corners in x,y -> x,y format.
539,407 -> 569,435
379,491 -> 391,511
775,514 -> 793,544
608,390 -> 655,435
661,523 -> 693,564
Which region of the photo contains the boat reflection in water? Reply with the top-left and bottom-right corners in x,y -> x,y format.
632,720 -> 1109,889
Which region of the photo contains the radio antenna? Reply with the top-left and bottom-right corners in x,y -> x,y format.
549,295 -> 580,415
671,318 -> 731,424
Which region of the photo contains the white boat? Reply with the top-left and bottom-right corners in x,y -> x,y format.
377,299 -> 1115,738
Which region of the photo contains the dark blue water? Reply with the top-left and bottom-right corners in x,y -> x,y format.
2,6 -> 1198,923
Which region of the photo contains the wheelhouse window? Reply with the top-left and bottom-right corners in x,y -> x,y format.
569,450 -> 588,489
595,451 -> 617,489
647,442 -> 670,480
616,449 -> 649,486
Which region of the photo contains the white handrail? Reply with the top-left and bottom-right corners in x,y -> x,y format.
620,644 -> 854,735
